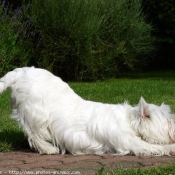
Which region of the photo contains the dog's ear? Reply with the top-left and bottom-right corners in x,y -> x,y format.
168,115 -> 175,143
138,97 -> 149,118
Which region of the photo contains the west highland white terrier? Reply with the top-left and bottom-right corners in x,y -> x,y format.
0,67 -> 175,156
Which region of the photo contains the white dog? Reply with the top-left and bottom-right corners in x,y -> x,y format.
0,67 -> 175,156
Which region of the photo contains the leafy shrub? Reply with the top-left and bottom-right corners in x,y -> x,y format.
28,0 -> 155,81
0,0 -> 40,76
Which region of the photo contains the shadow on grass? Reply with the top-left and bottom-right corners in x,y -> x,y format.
0,129 -> 30,152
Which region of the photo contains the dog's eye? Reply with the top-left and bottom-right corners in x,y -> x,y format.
146,115 -> 150,118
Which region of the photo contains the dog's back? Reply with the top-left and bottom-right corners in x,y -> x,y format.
0,66 -> 72,96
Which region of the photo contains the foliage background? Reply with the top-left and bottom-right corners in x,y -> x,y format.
28,0 -> 156,81
0,0 -> 40,76
143,0 -> 175,69
0,0 -> 175,81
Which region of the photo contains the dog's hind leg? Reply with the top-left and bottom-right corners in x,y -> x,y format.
11,102 -> 60,154
25,119 -> 60,154
28,134 -> 60,154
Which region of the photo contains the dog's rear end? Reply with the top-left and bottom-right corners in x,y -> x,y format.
0,67 -> 61,154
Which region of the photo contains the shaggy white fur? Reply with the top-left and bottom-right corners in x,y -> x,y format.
0,67 -> 175,156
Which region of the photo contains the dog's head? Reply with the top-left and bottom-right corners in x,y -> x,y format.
133,97 -> 175,145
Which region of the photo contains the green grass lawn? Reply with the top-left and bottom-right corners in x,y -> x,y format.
70,70 -> 175,111
96,163 -> 175,175
0,70 -> 175,174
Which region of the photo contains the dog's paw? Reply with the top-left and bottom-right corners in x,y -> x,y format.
39,147 -> 60,155
114,150 -> 130,156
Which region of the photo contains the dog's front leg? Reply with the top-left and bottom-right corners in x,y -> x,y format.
127,136 -> 173,156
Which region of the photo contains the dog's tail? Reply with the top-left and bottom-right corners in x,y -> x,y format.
0,67 -> 32,94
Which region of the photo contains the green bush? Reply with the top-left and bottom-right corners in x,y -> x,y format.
0,1 -> 40,76
28,0 -> 155,81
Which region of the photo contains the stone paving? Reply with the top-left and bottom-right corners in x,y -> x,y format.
0,149 -> 175,175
